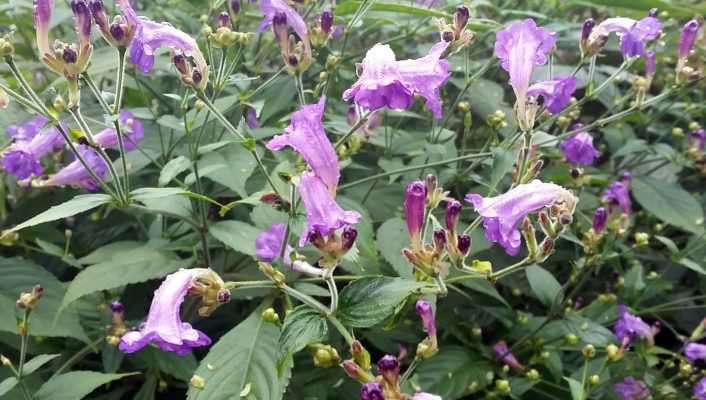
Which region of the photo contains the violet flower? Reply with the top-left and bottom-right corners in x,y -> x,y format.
613,377 -> 650,400
246,107 -> 259,129
405,180 -> 427,245
492,340 -> 523,370
678,20 -> 700,60
685,342 -> 706,363
377,354 -> 400,384
258,0 -> 308,41
445,199 -> 462,233
526,76 -> 577,114
590,16 -> 662,58
255,223 -> 292,264
297,172 -> 360,246
343,41 -> 450,118
119,268 -> 212,355
360,381 -> 383,400
266,97 -> 339,191
45,144 -> 108,191
6,116 -> 49,142
695,377 -> 706,400
465,180 -> 577,256
415,300 -> 437,338
690,129 -> 706,151
602,174 -> 631,214
560,124 -> 599,165
614,304 -> 656,347
1,127 -> 64,179
93,111 -> 144,151
592,207 -> 608,233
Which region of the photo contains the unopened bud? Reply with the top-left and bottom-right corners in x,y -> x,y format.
471,259 -> 492,274
564,333 -> 579,345
425,174 -> 437,194
457,234 -> 471,255
261,307 -> 280,323
351,340 -> 371,370
433,229 -> 446,251
217,11 -> 231,28
53,95 -> 66,112
454,5 -> 470,32
582,344 -> 596,358
0,355 -> 11,367
606,344 -> 620,361
495,379 -> 511,394
526,369 -> 540,380
311,344 -> 340,368
190,374 -> 205,389
320,10 -> 333,34
457,101 -> 470,113
589,374 -> 600,385
634,232 -> 649,247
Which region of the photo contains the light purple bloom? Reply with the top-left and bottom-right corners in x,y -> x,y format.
119,268 -> 212,355
266,97 -> 339,191
415,300 -> 436,338
685,342 -> 706,363
412,394 -> 442,400
255,223 -> 292,264
343,41 -> 450,118
246,107 -> 259,129
614,304 -> 656,347
560,125 -> 599,165
613,377 -> 650,400
526,76 -> 577,114
7,116 -> 49,142
465,180 -> 577,256
1,126 -> 64,179
679,20 -> 700,60
690,129 -> 706,151
602,175 -> 631,214
93,111 -> 144,151
45,144 -> 108,191
695,377 -> 706,400
297,172 -> 360,246
591,17 -> 662,58
258,0 -> 308,41
492,340 -> 523,370
360,381 -> 383,400
592,207 -> 608,233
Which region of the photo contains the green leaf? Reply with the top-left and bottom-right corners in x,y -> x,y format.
679,258 -> 706,275
159,156 -> 192,187
0,257 -> 89,343
336,277 -> 423,328
134,347 -> 197,382
0,377 -> 18,397
376,218 -> 414,279
209,220 -> 261,257
34,371 -> 137,400
489,148 -> 515,190
336,0 -> 450,18
632,176 -> 704,235
187,306 -> 291,400
567,0 -> 706,18
22,354 -> 61,375
526,265 -> 564,308
62,246 -> 188,310
7,194 -> 112,233
414,346 -> 493,399
185,143 -> 257,197
130,187 -> 188,201
564,377 -> 584,400
278,306 -> 328,367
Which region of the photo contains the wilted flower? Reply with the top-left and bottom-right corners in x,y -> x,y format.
614,304 -> 657,347
119,269 -> 213,355
255,223 -> 292,264
44,144 -> 108,191
588,16 -> 662,58
560,124 -> 599,165
685,342 -> 706,363
258,0 -> 308,42
343,41 -> 451,118
613,377 -> 650,400
465,180 -> 577,256
492,340 -> 523,370
93,111 -> 144,151
258,0 -> 311,71
2,126 -> 64,179
91,0 -> 139,48
695,377 -> 706,400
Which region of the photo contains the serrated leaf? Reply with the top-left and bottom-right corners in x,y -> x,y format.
376,218 -> 414,279
22,354 -> 61,375
209,220 -> 261,257
159,156 -> 192,186
336,277 -> 423,328
278,306 -> 328,367
526,265 -> 564,308
187,305 -> 291,400
33,371 -> 137,400
7,194 -> 112,233
414,346 -> 493,399
62,247 -> 188,310
632,176 -> 704,235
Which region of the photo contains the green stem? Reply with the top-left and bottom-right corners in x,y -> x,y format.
399,357 -> 420,386
490,257 -> 531,280
112,48 -> 130,199
280,283 -> 354,345
17,310 -> 32,400
51,336 -> 104,378
334,110 -> 371,149
0,81 -> 44,114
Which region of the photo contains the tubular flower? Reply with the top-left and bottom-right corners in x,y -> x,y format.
266,96 -> 339,192
255,223 -> 292,265
44,144 -> 108,191
258,0 -> 311,72
404,181 -> 427,247
614,304 -> 657,347
6,116 -> 49,142
587,16 -> 662,58
676,20 -> 701,82
602,174 -> 631,215
695,377 -> 706,400
613,377 -> 650,400
343,41 -> 451,118
526,76 -> 577,114
119,269 -> 214,355
465,180 -> 577,256
492,340 -> 523,370
258,0 -> 308,42
93,111 -> 144,151
90,0 -> 139,48
1,126 -> 64,179
560,124 -> 600,165
415,300 -> 438,358
592,207 -> 608,234
686,342 -> 706,363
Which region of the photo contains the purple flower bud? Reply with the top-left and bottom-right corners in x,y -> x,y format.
404,181 -> 427,243
320,10 -> 333,35
34,0 -> 53,56
216,288 -> 231,303
433,229 -> 446,251
192,70 -> 203,85
173,51 -> 189,75
63,47 -> 78,64
415,300 -> 437,337
342,226 -> 358,251
230,0 -> 241,14
272,12 -> 288,43
679,20 -> 700,60
454,5 -> 470,31
621,171 -> 632,182
425,174 -> 437,193
614,377 -> 650,400
89,0 -> 108,30
360,382 -> 383,400
445,200 -> 462,232
648,8 -> 658,17
109,300 -> 124,313
581,18 -> 595,42
110,23 -> 125,42
695,377 -> 706,400
442,30 -> 454,42
492,340 -> 523,369
217,11 -> 231,28
592,207 -> 607,233
645,50 -> 656,77
71,0 -> 92,45
246,107 -> 259,129
457,234 -> 471,255
377,354 -> 400,384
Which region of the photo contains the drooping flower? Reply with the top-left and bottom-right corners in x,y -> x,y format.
695,377 -> 706,400
257,0 -> 308,41
492,340 -> 523,370
589,16 -> 662,58
602,174 -> 631,214
297,172 -> 360,246
44,144 -> 108,191
119,269 -> 213,355
526,76 -> 577,114
266,97 -> 339,191
360,381 -> 383,400
415,300 -> 437,338
679,20 -> 700,60
405,181 -> 427,246
465,180 -> 577,256
7,116 -> 49,142
685,342 -> 706,363
255,223 -> 292,264
343,41 -> 450,118
613,377 -> 650,400
560,125 -> 600,165
1,126 -> 64,179
93,111 -> 144,151
614,304 -> 657,347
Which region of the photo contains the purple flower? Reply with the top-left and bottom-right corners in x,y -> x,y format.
71,0 -> 92,47
602,175 -> 631,214
592,207 -> 608,233
45,144 -> 108,191
1,151 -> 42,180
119,268 -> 212,355
614,304 -> 656,347
255,223 -> 292,264
33,0 -> 53,58
7,116 -> 49,142
526,76 -> 577,114
404,181 -> 427,245
465,180 -> 577,256
560,125 -> 599,165
695,377 -> 706,400
415,300 -> 436,338
1,126 -> 64,179
93,111 -> 144,151
492,340 -> 523,370
591,17 -> 662,58
246,107 -> 259,129
343,41 -> 450,118
679,20 -> 700,60
613,377 -> 650,400
360,381 -> 383,400
297,172 -> 360,246
258,0 -> 308,41
690,129 -> 706,151
266,97 -> 339,191
685,342 -> 706,363
377,354 -> 400,384
445,200 -> 462,233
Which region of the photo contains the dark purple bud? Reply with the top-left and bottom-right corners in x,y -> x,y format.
645,50 -> 656,77
560,212 -> 572,226
454,5 -> 470,31
320,10 -> 333,34
342,226 -> 358,251
573,296 -> 584,309
621,171 -> 632,182
360,382 -> 383,400
581,18 -> 595,42
442,30 -> 454,42
272,12 -> 288,43
62,47 -> 78,64
230,0 -> 241,14
445,201 -> 461,232
217,11 -> 231,28
89,0 -> 108,30
109,300 -> 124,313
433,229 -> 446,251
648,8 -> 658,17
415,300 -> 437,337
192,70 -> 203,85
679,20 -> 700,59
404,181 -> 427,242
246,107 -> 259,129
110,23 -> 125,42
217,288 -> 231,303
287,55 -> 299,66
592,207 -> 607,233
457,234 -> 471,255
307,229 -> 325,247
377,354 -> 400,384
173,51 -> 189,75
425,174 -> 437,193
71,0 -> 93,44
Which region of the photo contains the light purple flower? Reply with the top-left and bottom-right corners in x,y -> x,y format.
405,181 -> 427,245
690,129 -> 706,151
465,180 -> 577,256
343,41 -> 450,118
415,300 -> 436,337
695,377 -> 706,400
685,342 -> 706,363
592,207 -> 608,233
679,20 -> 700,60
71,0 -> 93,47
614,304 -> 656,347
93,111 -> 144,151
255,223 -> 292,264
360,381 -> 383,400
45,144 -> 108,191
258,0 -> 308,41
411,393 -> 442,400
119,268 -> 212,355
591,17 -> 662,58
560,125 -> 599,165
613,377 -> 650,400
492,340 -> 523,370
266,97 -> 339,191
1,126 -> 64,179
526,76 -> 577,114
7,116 -> 49,142
602,175 -> 631,214
297,172 -> 360,246
246,107 -> 259,129
445,199 -> 462,233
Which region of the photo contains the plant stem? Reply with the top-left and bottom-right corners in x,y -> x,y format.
490,257 -> 531,280
51,336 -> 105,378
334,110 -> 371,149
17,310 -> 32,400
112,48 -> 131,199
323,267 -> 339,313
281,283 -> 355,345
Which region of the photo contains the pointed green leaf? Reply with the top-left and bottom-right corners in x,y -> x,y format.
34,371 -> 138,400
337,277 -> 424,328
278,306 -> 328,367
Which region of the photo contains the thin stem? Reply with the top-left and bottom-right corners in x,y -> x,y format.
399,357 -> 420,386
334,111 -> 371,149
17,310 -> 32,400
295,73 -> 306,105
323,267 -> 339,313
51,336 -> 104,378
0,81 -> 44,114
113,48 -> 130,199
490,257 -> 531,280
241,67 -> 286,101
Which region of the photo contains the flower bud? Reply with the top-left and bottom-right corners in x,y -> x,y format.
404,181 -> 427,245
526,369 -> 540,380
582,344 -> 596,358
0,37 -> 14,57
190,374 -> 205,389
564,333 -> 579,345
457,234 -> 471,255
350,340 -> 371,371
589,374 -> 600,385
89,0 -> 109,30
634,232 -> 649,247
645,50 -> 656,77
261,307 -> 280,323
679,20 -> 700,60
648,8 -> 658,17
495,379 -> 511,394
109,23 -> 126,42
425,174 -> 437,194
360,381 -> 384,400
0,355 -> 11,367
320,10 -> 333,35
16,285 -> 43,310
71,0 -> 93,45
453,5 -> 470,33
445,200 -> 462,233
342,360 -> 371,383
592,207 -> 607,233
415,300 -> 437,337
217,12 -> 231,29
377,354 -> 400,385
442,30 -> 454,43
230,0 -> 241,14
63,47 -> 78,64
311,344 -> 340,368
342,226 -> 358,251
272,12 -> 288,44
433,229 -> 446,252
580,18 -> 594,42
471,259 -> 492,274
109,300 -> 124,314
